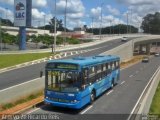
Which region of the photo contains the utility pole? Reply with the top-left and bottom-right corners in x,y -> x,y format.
129,9 -> 132,34
53,0 -> 57,54
109,20 -> 112,35
64,0 -> 67,46
0,13 -> 2,52
127,12 -> 129,34
99,3 -> 104,40
6,8 -> 8,26
43,15 -> 46,34
91,17 -> 94,35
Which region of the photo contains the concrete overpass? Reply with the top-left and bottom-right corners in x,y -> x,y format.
133,35 -> 160,55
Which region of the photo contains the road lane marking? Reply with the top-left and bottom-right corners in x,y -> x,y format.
127,66 -> 160,120
0,76 -> 45,93
120,81 -> 125,85
129,75 -> 134,78
106,90 -> 113,95
26,108 -> 41,114
136,70 -> 139,74
80,105 -> 93,114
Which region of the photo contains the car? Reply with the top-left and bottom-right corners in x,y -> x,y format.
142,56 -> 149,63
121,37 -> 128,42
154,53 -> 160,57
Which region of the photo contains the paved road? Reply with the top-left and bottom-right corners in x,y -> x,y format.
28,56 -> 160,120
0,38 -> 134,90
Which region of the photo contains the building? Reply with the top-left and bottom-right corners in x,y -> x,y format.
1,26 -> 62,36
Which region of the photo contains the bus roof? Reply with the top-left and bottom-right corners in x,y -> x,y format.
47,55 -> 120,67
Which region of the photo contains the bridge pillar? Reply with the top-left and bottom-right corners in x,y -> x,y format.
19,27 -> 26,50
139,44 -> 143,54
146,44 -> 151,55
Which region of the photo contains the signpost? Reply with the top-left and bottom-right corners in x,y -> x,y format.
14,0 -> 32,50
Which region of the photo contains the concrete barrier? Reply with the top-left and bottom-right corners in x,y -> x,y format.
100,40 -> 133,62
137,66 -> 160,114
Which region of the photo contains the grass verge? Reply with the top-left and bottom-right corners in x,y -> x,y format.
0,91 -> 43,113
149,81 -> 160,115
0,53 -> 53,69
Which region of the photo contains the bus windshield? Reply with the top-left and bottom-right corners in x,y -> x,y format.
46,70 -> 81,93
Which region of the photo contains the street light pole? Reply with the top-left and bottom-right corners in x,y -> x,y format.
6,8 -> 8,26
0,13 -> 2,52
53,0 -> 57,54
130,9 -> 132,34
126,12 -> 129,34
43,15 -> 46,34
109,20 -> 112,35
64,0 -> 67,46
99,3 -> 104,40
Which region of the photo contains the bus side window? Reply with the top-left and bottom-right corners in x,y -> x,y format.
111,62 -> 115,70
114,61 -> 116,70
82,68 -> 89,85
102,64 -> 106,78
88,66 -> 96,84
105,63 -> 108,75
116,61 -> 119,69
96,64 -> 102,80
107,63 -> 111,74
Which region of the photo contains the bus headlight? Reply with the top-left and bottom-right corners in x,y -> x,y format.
71,100 -> 78,103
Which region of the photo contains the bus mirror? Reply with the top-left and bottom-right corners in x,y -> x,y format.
40,71 -> 43,78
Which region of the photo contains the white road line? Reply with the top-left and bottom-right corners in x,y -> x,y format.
106,90 -> 113,95
0,76 -> 45,93
127,66 -> 160,120
129,75 -> 134,78
27,108 -> 41,114
135,71 -> 139,74
120,81 -> 125,85
80,105 -> 93,114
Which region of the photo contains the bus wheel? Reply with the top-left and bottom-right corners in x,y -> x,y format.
90,91 -> 95,104
111,81 -> 114,89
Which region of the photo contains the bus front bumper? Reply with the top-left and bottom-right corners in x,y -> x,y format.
44,98 -> 82,109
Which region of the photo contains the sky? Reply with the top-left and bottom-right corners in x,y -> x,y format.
0,0 -> 159,30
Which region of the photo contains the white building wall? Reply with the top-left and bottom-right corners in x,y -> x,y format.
1,26 -> 62,36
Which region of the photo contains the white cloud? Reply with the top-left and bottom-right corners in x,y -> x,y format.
0,0 -> 47,7
56,0 -> 85,14
106,5 -> 120,16
32,8 -> 52,27
0,7 -> 14,22
0,0 -> 14,5
90,7 -> 101,19
67,19 -> 86,29
33,0 -> 47,7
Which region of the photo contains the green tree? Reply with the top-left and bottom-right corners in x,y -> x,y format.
49,17 -> 64,32
141,12 -> 160,34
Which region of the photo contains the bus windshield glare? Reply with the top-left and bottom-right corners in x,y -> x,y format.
46,70 -> 81,93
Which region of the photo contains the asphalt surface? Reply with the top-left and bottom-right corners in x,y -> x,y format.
0,38 -> 134,90
28,56 -> 160,120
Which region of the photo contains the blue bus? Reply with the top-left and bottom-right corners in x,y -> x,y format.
44,55 -> 120,109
